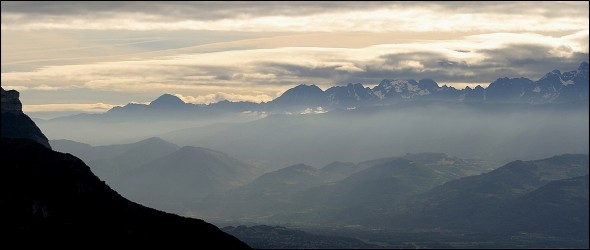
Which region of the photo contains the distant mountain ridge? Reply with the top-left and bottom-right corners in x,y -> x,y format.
52,62 -> 589,120
273,62 -> 589,108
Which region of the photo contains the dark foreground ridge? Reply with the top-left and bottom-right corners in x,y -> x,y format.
0,137 -> 249,247
1,87 -> 51,148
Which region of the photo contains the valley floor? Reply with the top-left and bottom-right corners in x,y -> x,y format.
218,222 -> 590,249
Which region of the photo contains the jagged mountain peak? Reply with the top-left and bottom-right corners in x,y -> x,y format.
293,84 -> 322,90
372,79 -> 434,99
325,82 -> 377,105
538,69 -> 563,82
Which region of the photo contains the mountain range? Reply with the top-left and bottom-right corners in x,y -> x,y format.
0,88 -> 249,247
50,62 -> 589,121
194,153 -> 588,245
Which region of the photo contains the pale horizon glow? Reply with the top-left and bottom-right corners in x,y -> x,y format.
1,1 -> 588,117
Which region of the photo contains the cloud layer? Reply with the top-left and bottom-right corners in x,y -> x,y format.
3,2 -> 587,32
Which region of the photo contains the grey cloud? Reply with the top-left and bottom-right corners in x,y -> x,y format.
238,43 -> 589,87
437,59 -> 468,68
1,1 -> 390,20
255,62 -> 353,84
477,44 -> 589,79
351,52 -> 484,83
3,1 -> 586,21
375,43 -> 586,84
164,47 -> 588,88
214,74 -> 232,81
425,1 -> 588,17
318,45 -> 588,85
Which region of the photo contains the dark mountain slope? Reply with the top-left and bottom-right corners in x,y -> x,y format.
390,154 -> 589,236
1,87 -> 51,148
0,138 -> 249,247
500,175 -> 589,238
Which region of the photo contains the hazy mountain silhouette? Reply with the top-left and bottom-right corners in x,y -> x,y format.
149,93 -> 187,107
196,162 -> 351,219
52,137 -> 179,163
52,137 -> 181,181
113,146 -> 259,212
195,153 -> 494,223
50,139 -> 94,158
52,137 -> 260,213
0,89 -> 249,247
269,84 -> 328,109
105,93 -> 196,116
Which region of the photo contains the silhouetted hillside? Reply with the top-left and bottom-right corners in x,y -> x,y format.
0,138 -> 249,247
502,175 -> 589,238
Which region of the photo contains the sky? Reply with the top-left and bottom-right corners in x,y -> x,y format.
1,1 -> 588,118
